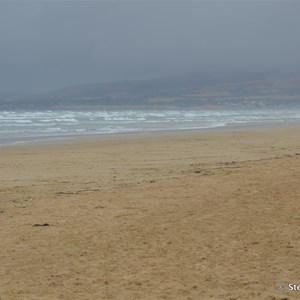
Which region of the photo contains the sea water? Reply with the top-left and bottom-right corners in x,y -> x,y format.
1,109 -> 300,145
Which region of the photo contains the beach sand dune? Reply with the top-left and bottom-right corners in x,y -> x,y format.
0,128 -> 300,299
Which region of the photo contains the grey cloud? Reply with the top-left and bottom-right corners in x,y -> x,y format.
0,1 -> 300,93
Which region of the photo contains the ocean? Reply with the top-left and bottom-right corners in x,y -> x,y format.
1,109 -> 300,145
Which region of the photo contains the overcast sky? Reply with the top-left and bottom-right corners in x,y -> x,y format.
0,1 -> 300,94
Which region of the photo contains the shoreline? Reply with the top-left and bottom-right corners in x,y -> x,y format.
1,119 -> 300,148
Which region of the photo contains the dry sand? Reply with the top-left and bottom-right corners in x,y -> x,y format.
1,128 -> 300,300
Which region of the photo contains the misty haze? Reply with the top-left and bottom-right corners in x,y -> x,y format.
0,2 -> 300,105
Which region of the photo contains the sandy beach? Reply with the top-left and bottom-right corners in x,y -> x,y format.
1,128 -> 300,300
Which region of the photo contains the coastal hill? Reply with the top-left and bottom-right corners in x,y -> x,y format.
1,72 -> 300,110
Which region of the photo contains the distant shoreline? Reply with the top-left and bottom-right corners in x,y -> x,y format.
1,119 -> 300,148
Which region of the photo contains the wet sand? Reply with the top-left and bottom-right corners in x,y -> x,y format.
0,128 -> 300,299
